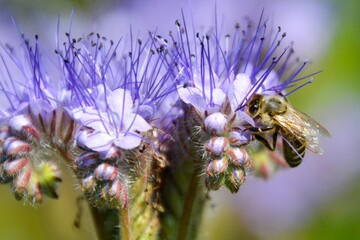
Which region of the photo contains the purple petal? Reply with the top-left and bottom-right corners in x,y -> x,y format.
72,107 -> 110,132
178,86 -> 207,113
235,111 -> 255,126
114,134 -> 143,150
256,70 -> 279,91
77,130 -> 114,152
126,113 -> 152,132
108,89 -> 133,116
230,73 -> 252,111
211,89 -> 226,106
137,104 -> 155,120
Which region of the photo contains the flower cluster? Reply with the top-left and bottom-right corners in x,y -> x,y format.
0,11 -> 319,211
0,29 -> 178,207
149,12 -> 316,192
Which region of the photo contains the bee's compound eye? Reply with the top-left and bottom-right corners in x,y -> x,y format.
248,99 -> 259,115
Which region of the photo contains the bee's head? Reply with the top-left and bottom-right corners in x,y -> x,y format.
246,94 -> 263,118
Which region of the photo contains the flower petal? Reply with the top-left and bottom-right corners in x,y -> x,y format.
229,73 -> 252,111
114,134 -> 143,150
72,107 -> 110,132
128,114 -> 152,132
108,88 -> 133,116
178,86 -> 207,113
77,130 -> 114,152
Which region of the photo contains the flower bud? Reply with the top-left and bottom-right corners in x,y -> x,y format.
2,157 -> 29,176
204,112 -> 227,135
228,130 -> 251,146
225,166 -> 246,193
3,137 -> 33,156
101,179 -> 128,207
94,163 -> 118,181
206,157 -> 228,177
0,128 -> 9,145
77,152 -> 100,169
81,174 -> 96,191
13,167 -> 32,196
100,145 -> 122,160
205,173 -> 226,191
227,147 -> 251,168
26,182 -> 43,204
205,137 -> 229,156
9,114 -> 40,142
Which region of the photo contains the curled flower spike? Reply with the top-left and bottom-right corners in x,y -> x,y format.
76,150 -> 128,208
0,104 -> 69,203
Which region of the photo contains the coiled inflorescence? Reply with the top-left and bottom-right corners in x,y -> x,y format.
0,107 -> 73,203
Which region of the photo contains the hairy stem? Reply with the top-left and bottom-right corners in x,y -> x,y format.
177,166 -> 205,240
89,206 -> 119,240
160,113 -> 208,239
118,144 -> 163,240
119,205 -> 131,240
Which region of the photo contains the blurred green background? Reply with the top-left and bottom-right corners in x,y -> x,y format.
0,0 -> 359,239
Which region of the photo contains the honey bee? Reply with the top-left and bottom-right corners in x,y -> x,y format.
245,94 -> 330,167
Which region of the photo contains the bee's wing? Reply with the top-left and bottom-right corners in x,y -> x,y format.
274,106 -> 330,155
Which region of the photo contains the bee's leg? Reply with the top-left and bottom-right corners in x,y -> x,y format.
246,126 -> 273,133
253,132 -> 278,151
246,126 -> 278,151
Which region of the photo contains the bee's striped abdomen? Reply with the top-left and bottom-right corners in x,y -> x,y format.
282,137 -> 305,168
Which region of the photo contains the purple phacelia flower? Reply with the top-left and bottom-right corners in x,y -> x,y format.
150,11 -> 319,192
52,30 -> 178,207
72,87 -> 152,154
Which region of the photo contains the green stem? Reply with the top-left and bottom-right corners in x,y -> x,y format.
177,167 -> 205,240
160,114 -> 208,240
120,205 -> 131,240
89,206 -> 119,240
